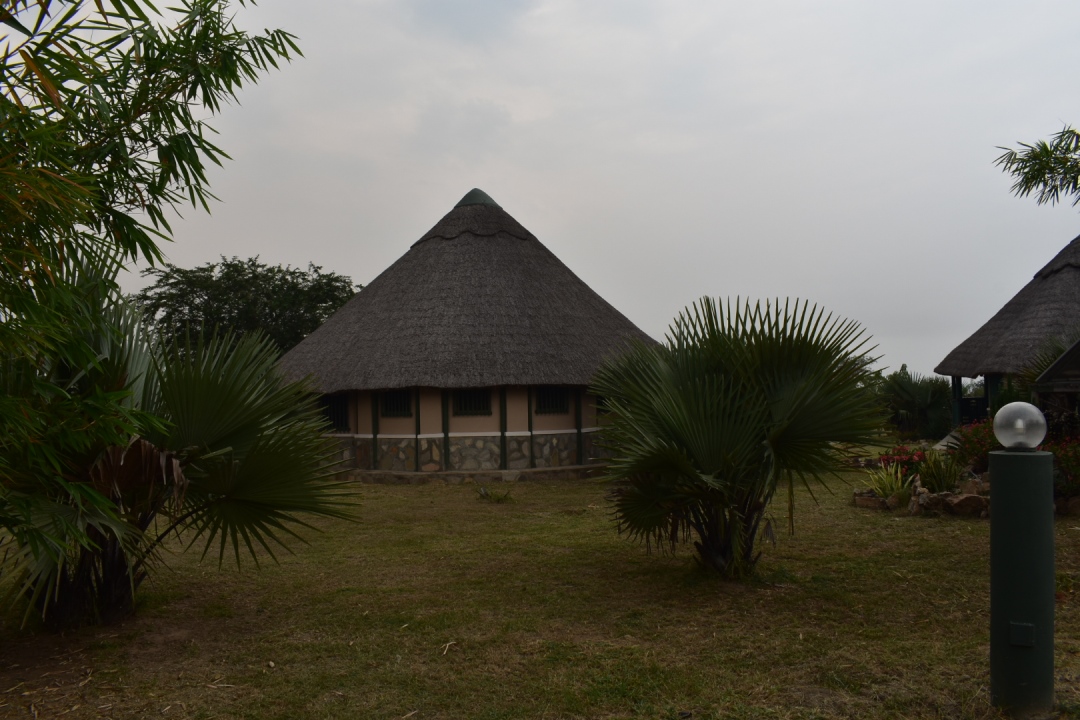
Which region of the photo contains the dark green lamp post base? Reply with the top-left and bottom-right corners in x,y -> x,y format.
990,450 -> 1055,715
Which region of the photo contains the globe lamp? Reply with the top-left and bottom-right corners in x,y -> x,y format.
993,401 -> 1047,450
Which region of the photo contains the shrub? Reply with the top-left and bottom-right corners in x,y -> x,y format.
863,463 -> 911,500
917,450 -> 964,494
1044,410 -> 1080,444
477,486 -> 513,503
878,365 -> 953,440
946,420 -> 996,474
878,445 -> 926,476
1042,438 -> 1080,499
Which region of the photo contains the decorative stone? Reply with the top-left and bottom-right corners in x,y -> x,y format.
854,495 -> 886,509
959,476 -> 990,496
946,493 -> 988,516
1055,496 -> 1080,516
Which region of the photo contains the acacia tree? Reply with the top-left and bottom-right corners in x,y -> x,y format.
996,126 -> 1080,207
1,1 -> 352,626
592,298 -> 883,579
134,257 -> 358,352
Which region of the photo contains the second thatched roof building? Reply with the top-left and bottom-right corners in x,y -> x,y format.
935,231 -> 1080,421
279,189 -> 653,473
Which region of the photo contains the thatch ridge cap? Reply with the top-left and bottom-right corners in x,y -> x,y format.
1035,233 -> 1080,278
412,202 -> 536,247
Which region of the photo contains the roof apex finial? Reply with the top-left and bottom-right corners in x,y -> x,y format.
455,188 -> 501,209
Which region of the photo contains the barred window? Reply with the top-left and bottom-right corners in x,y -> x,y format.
380,389 -> 413,418
453,388 -> 491,416
319,393 -> 350,432
535,386 -> 570,415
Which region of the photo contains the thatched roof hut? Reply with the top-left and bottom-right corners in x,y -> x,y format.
280,188 -> 651,392
935,233 -> 1080,378
935,232 -> 1080,424
280,189 -> 652,474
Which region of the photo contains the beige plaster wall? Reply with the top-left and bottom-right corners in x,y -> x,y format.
582,392 -> 599,427
378,391 -> 415,435
354,391 -> 373,435
505,387 -> 529,433
448,387 -> 499,434
531,387 -> 578,432
418,388 -> 443,435
346,386 -> 596,437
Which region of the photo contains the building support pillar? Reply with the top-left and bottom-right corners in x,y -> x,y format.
987,374 -> 1003,415
371,392 -> 380,470
441,390 -> 450,472
499,387 -> 508,470
527,387 -> 535,469
414,388 -> 421,472
575,388 -> 583,465
952,376 -> 963,427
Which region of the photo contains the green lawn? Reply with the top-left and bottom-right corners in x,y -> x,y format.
2,475 -> 1079,719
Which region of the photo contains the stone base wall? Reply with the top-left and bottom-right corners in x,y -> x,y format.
356,440 -> 373,470
449,436 -> 501,471
376,438 -> 416,472
507,435 -> 530,470
418,438 -> 444,472
330,435 -> 357,465
347,465 -> 605,485
330,431 -> 602,472
582,431 -> 610,464
532,432 -> 577,468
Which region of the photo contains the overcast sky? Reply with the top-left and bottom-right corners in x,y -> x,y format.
123,0 -> 1080,378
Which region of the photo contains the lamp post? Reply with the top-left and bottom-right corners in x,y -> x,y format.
990,401 -> 1054,715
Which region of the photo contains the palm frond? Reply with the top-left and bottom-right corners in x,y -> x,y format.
593,296 -> 885,578
151,331 -> 356,568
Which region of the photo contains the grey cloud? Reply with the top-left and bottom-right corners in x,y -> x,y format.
411,99 -> 514,160
403,0 -> 534,43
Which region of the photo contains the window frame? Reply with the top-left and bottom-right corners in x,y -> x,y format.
452,388 -> 492,416
535,386 -> 571,415
380,389 -> 413,418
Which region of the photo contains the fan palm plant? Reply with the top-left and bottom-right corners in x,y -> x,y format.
879,365 -> 952,440
592,298 -> 884,579
2,301 -> 355,627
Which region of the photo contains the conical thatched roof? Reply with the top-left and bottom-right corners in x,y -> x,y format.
279,189 -> 654,392
935,233 -> 1080,377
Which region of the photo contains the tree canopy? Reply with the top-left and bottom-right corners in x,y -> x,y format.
996,126 -> 1080,207
134,256 -> 358,353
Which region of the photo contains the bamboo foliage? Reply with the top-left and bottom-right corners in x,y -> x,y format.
1,0 -> 319,626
